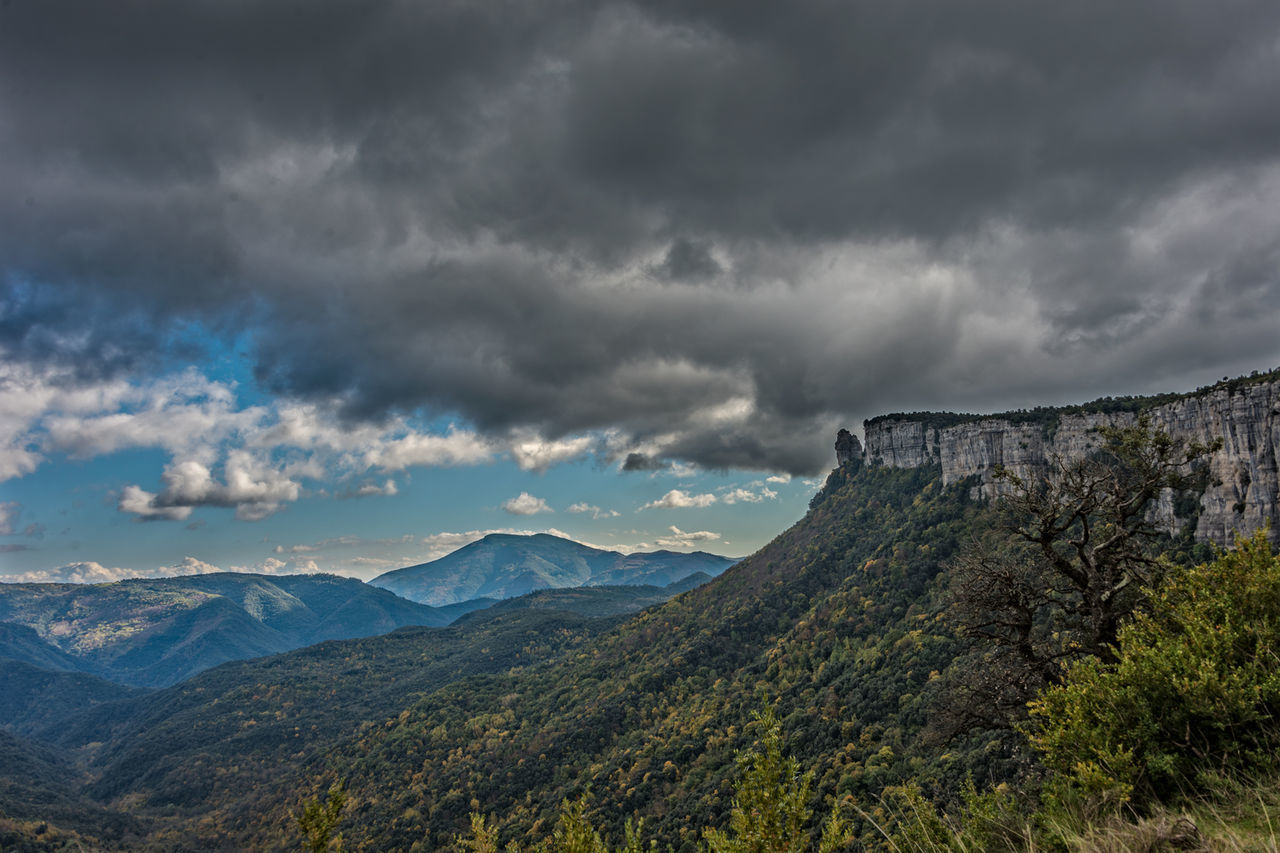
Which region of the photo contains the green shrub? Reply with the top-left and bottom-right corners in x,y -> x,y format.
1028,531 -> 1280,807
703,705 -> 821,853
296,781 -> 347,853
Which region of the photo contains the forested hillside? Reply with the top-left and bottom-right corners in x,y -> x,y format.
0,585 -> 706,850
69,461 -> 992,850
318,463 -> 996,851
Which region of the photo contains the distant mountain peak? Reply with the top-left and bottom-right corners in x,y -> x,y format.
371,533 -> 735,606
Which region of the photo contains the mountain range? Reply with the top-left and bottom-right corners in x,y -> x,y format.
0,536 -> 730,689
370,532 -> 736,605
0,572 -> 449,687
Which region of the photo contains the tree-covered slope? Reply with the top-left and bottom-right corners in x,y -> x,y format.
453,583 -> 697,623
307,463 -> 990,851
13,582 -> 703,848
587,550 -> 737,589
88,462 -> 991,850
60,607 -> 618,850
0,728 -> 144,847
0,621 -> 84,672
0,659 -> 148,740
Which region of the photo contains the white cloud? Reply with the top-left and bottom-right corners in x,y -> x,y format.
0,355 -> 786,552
0,360 -> 129,481
641,489 -> 717,510
167,556 -> 224,576
118,484 -> 194,521
568,502 -> 620,519
721,486 -> 778,505
341,479 -> 398,498
251,405 -> 497,475
544,528 -> 648,554
0,363 -> 511,524
4,555 -> 222,584
4,561 -> 141,584
0,444 -> 40,482
358,426 -> 492,471
655,526 -> 721,548
509,432 -> 595,472
42,369 -> 263,461
274,543 -> 317,554
766,474 -> 791,484
0,551 -> 338,585
221,452 -> 304,513
119,450 -> 303,521
502,492 -> 553,515
226,556 -> 319,576
250,402 -> 387,455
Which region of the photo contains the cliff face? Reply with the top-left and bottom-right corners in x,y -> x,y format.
852,378 -> 1280,544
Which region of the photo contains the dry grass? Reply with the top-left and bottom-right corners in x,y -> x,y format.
862,774 -> 1280,853
1050,779 -> 1280,853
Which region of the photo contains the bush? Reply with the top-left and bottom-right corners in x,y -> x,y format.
1028,531 -> 1280,807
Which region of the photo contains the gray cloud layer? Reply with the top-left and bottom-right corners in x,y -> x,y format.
3,0 -> 1279,473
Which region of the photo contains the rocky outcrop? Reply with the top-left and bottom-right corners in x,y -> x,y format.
844,376 -> 1280,544
835,429 -> 863,467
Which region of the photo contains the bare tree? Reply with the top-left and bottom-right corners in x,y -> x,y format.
938,415 -> 1219,734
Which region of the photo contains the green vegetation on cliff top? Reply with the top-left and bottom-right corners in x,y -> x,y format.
865,365 -> 1280,432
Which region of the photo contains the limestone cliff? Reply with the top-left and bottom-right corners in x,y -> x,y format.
843,373 -> 1280,544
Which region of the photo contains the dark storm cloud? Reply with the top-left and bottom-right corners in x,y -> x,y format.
622,453 -> 669,472
0,282 -> 197,382
3,0 -> 1280,473
652,239 -> 722,281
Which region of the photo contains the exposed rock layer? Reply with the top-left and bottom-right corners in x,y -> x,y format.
849,378 -> 1280,544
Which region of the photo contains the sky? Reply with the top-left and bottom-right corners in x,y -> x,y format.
2,0 -> 1280,583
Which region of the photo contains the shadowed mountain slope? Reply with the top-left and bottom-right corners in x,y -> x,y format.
0,573 -> 448,687
25,583 -> 699,828
0,728 -> 145,846
0,659 -> 148,741
59,608 -> 616,847
453,580 -> 705,624
0,621 -> 84,673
